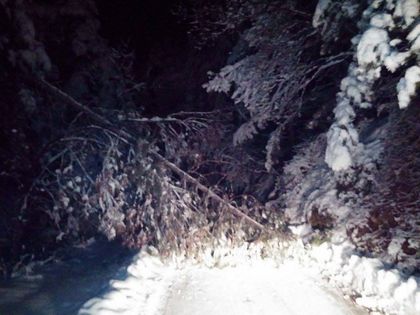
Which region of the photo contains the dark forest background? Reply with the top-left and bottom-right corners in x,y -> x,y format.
0,0 -> 419,278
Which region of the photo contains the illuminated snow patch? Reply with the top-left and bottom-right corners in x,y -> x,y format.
163,261 -> 364,315
78,243 -> 366,315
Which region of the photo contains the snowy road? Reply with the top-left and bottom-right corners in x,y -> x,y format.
163,262 -> 366,315
2,240 -> 417,315
80,251 -> 368,315
1,240 -> 417,315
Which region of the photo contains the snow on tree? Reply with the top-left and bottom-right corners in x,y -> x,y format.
1,0 -> 419,281
397,65 -> 420,108
321,0 -> 420,172
311,0 -> 420,271
203,1 -> 350,172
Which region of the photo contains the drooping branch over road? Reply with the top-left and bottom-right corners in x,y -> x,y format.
26,76 -> 266,231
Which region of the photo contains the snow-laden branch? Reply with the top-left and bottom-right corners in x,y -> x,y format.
319,0 -> 420,172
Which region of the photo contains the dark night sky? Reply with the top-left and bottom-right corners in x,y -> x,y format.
95,0 -> 233,116
96,0 -> 187,58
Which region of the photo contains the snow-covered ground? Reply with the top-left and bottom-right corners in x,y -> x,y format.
287,240 -> 420,315
0,240 -> 135,315
163,262 -> 365,315
78,244 -> 367,315
1,239 -> 418,315
79,239 -> 420,315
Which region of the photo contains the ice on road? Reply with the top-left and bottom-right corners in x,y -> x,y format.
163,262 -> 366,315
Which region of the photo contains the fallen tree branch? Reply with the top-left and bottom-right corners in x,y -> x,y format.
26,76 -> 266,231
152,153 -> 265,230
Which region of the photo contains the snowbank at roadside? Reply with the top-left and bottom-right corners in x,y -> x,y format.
284,240 -> 420,315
